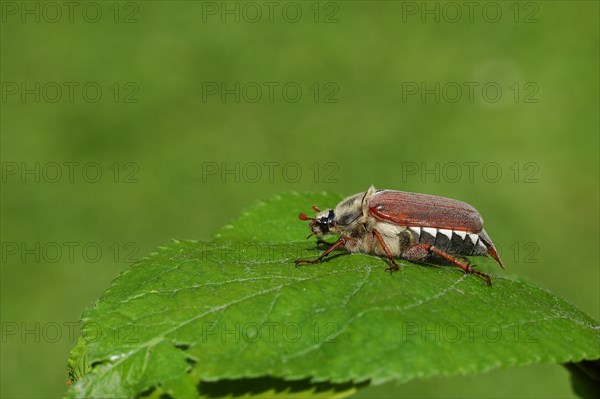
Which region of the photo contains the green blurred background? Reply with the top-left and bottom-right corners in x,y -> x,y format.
1,1 -> 598,397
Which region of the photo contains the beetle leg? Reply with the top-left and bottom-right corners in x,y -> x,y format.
372,229 -> 400,273
404,243 -> 492,286
402,243 -> 430,261
294,236 -> 354,266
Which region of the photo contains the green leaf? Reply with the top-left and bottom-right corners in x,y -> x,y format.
66,336 -> 92,384
67,193 -> 600,398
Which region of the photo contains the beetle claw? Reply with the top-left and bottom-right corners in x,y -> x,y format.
483,275 -> 492,286
385,262 -> 400,274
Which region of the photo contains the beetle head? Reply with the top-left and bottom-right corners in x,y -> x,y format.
299,205 -> 335,238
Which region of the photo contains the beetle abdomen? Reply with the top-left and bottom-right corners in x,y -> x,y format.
408,227 -> 488,257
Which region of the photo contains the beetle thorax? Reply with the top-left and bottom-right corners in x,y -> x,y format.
331,192 -> 373,237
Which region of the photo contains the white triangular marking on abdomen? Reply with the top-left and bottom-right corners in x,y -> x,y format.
422,227 -> 437,236
468,233 -> 479,245
438,229 -> 452,239
454,230 -> 467,239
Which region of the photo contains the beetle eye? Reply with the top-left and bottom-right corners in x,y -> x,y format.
327,210 -> 335,226
315,216 -> 328,233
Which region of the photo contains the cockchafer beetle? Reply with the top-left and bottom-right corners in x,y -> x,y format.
295,186 -> 504,286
